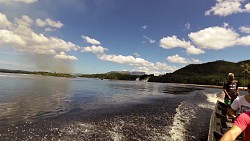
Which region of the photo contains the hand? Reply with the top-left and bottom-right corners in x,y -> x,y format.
232,115 -> 237,119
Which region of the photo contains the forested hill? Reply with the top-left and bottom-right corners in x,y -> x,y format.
148,60 -> 250,86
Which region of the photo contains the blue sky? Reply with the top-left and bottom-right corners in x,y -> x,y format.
0,0 -> 250,75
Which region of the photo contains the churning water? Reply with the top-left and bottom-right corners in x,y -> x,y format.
0,73 -> 230,141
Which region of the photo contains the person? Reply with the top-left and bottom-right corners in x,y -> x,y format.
223,73 -> 239,121
229,83 -> 250,120
220,111 -> 250,141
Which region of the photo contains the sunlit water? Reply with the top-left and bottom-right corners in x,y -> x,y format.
1,73 -> 246,141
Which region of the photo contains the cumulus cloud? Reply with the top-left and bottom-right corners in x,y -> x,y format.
0,0 -> 38,4
167,54 -> 189,64
0,30 -> 26,46
0,13 -> 79,61
237,35 -> 250,46
205,0 -> 250,16
159,24 -> 250,54
80,43 -> 177,74
186,45 -> 205,55
0,13 -> 12,28
159,35 -> 204,55
81,35 -> 101,45
166,54 -> 202,64
54,52 -> 78,61
36,18 -> 63,29
97,54 -> 177,74
188,26 -> 239,50
160,35 -> 191,49
81,45 -> 108,54
15,15 -> 33,27
239,26 -> 250,34
98,54 -> 154,67
143,35 -> 156,44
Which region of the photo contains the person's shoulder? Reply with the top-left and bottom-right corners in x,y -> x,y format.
240,111 -> 250,118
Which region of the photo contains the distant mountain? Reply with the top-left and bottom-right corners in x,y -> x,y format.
173,60 -> 246,77
148,60 -> 250,86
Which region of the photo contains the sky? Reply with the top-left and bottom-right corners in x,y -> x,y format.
0,0 -> 250,75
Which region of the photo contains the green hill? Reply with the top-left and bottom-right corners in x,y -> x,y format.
148,60 -> 250,86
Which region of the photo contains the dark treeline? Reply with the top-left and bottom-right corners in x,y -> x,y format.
80,73 -> 139,81
0,69 -> 75,78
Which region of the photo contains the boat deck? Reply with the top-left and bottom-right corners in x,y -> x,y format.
208,101 -> 243,141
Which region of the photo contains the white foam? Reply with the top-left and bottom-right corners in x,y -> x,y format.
108,120 -> 125,141
169,101 -> 197,141
198,92 -> 224,109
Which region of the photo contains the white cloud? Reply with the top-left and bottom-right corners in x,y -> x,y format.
0,0 -> 38,4
245,3 -> 250,10
98,54 -> 154,67
167,54 -> 189,64
0,13 -> 79,61
36,19 -> 47,27
54,52 -> 78,61
0,30 -> 26,46
159,24 -> 250,55
239,26 -> 250,34
191,58 -> 202,64
15,15 -> 33,27
81,35 -> 101,45
135,62 -> 177,75
167,54 -> 202,65
97,54 -> 177,74
205,0 -> 250,16
14,0 -> 38,3
186,45 -> 205,55
36,18 -> 63,29
81,45 -> 108,54
143,35 -> 156,44
0,13 -> 12,28
237,35 -> 250,46
188,26 -> 239,50
159,35 -> 204,55
45,27 -> 56,32
160,35 -> 191,49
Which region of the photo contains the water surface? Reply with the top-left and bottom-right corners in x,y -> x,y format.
0,73 -> 229,140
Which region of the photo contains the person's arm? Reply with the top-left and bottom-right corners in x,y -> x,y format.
236,81 -> 240,96
220,125 -> 243,141
223,88 -> 231,99
229,108 -> 237,119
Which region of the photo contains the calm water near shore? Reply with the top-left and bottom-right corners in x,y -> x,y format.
1,73 -> 244,141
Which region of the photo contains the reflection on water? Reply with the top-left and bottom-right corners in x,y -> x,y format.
0,73 -> 222,140
0,74 -> 72,126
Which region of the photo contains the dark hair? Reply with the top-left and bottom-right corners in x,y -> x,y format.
248,83 -> 250,90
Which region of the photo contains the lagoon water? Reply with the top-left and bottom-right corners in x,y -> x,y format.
0,73 -> 234,141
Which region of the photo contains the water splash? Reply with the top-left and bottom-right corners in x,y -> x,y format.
198,91 -> 224,109
169,101 -> 197,141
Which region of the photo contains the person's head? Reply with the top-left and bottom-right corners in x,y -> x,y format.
228,73 -> 235,81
